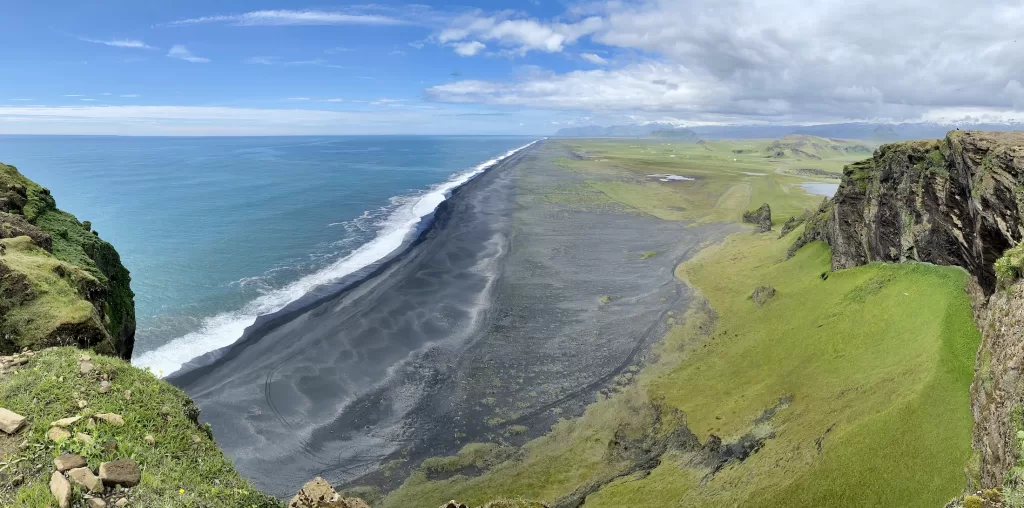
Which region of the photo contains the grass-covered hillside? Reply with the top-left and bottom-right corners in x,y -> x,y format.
0,162 -> 135,358
0,347 -> 281,507
378,139 -> 980,507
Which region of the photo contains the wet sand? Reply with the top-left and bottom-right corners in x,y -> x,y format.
170,140 -> 734,497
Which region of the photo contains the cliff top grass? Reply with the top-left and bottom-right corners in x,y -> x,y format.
0,237 -> 113,354
0,162 -> 134,357
381,139 -> 980,508
0,347 -> 281,507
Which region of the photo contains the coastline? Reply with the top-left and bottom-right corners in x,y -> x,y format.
170,140 -> 734,498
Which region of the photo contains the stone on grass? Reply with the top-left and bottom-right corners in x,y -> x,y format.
78,400 -> 88,409
749,285 -> 777,307
80,361 -> 94,374
440,502 -> 470,508
54,453 -> 87,472
50,471 -> 71,508
47,426 -> 71,441
99,459 -> 141,487
144,434 -> 155,446
87,498 -> 107,508
51,416 -> 82,428
0,407 -> 26,434
96,413 -> 125,426
99,380 -> 111,393
76,432 -> 95,444
114,498 -> 129,507
69,466 -> 104,493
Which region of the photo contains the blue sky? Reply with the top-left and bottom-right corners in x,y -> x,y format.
3,0 -> 1024,135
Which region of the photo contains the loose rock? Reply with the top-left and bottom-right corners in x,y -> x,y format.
47,426 -> 71,441
54,453 -> 87,472
51,415 -> 82,428
96,413 -> 125,426
76,432 -> 95,444
99,459 -> 141,487
144,434 -> 155,446
50,471 -> 72,508
288,476 -> 370,508
440,502 -> 470,508
80,361 -> 94,374
0,407 -> 26,434
87,498 -> 107,508
114,498 -> 129,507
68,466 -> 104,493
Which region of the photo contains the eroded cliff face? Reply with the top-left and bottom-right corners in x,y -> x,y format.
0,162 -> 135,358
813,131 -> 1024,293
796,131 -> 1024,489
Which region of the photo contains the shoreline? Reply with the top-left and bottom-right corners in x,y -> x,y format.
171,140 -> 734,498
157,140 -> 538,379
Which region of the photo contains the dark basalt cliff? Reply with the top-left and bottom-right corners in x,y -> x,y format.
800,131 -> 1024,294
0,162 -> 135,358
795,130 -> 1024,490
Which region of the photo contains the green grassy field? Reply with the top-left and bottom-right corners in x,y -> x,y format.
382,136 -> 980,508
551,136 -> 868,225
0,348 -> 281,507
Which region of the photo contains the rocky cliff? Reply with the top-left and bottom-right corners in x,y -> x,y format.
794,131 -> 1024,491
0,162 -> 135,358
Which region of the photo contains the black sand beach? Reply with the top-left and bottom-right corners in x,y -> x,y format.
170,141 -> 733,497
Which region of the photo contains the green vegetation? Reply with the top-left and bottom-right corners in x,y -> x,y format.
0,237 -> 111,353
382,139 -> 979,508
0,347 -> 281,507
640,251 -> 658,260
0,162 -> 135,357
995,241 -> 1024,289
557,137 -> 864,226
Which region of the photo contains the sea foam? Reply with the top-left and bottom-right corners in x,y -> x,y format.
133,140 -> 538,377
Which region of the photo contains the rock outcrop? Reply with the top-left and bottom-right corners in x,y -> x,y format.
742,203 -> 772,232
791,131 -> 1024,490
0,162 -> 135,358
795,131 -> 1024,294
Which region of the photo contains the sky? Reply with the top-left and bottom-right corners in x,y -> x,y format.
2,0 -> 1024,135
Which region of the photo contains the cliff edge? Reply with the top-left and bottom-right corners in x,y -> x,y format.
0,162 -> 135,359
794,131 -> 1024,493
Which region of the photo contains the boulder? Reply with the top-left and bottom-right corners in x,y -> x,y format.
289,476 -> 371,508
749,286 -> 777,307
68,466 -> 104,493
99,459 -> 141,487
50,471 -> 72,508
742,203 -> 772,233
54,453 -> 87,472
0,407 -> 26,434
440,502 -> 470,508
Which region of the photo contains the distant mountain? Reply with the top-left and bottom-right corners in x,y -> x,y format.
554,122 -> 686,137
649,128 -> 698,142
555,122 -> 1024,140
765,134 -> 874,159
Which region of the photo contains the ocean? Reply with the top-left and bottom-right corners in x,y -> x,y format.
0,135 -> 534,374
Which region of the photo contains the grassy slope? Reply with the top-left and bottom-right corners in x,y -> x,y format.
382,138 -> 979,507
0,347 -> 281,507
0,237 -> 103,350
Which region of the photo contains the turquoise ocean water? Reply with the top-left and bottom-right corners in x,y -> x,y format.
0,135 -> 533,373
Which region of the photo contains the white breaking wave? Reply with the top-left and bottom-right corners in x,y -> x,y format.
133,140 -> 538,377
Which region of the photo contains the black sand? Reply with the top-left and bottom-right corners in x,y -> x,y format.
170,141 -> 733,497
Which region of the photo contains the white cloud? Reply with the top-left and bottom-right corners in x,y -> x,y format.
81,98 -> 97,102
168,10 -> 406,26
438,13 -> 602,56
64,94 -> 84,97
80,38 -> 154,49
453,41 -> 486,56
426,0 -> 1024,123
168,45 -> 210,63
10,99 -> 33,101
580,53 -> 607,65
245,56 -> 278,65
120,94 -> 140,98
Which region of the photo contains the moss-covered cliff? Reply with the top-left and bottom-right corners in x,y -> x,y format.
793,131 -> 1024,495
0,162 -> 135,359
